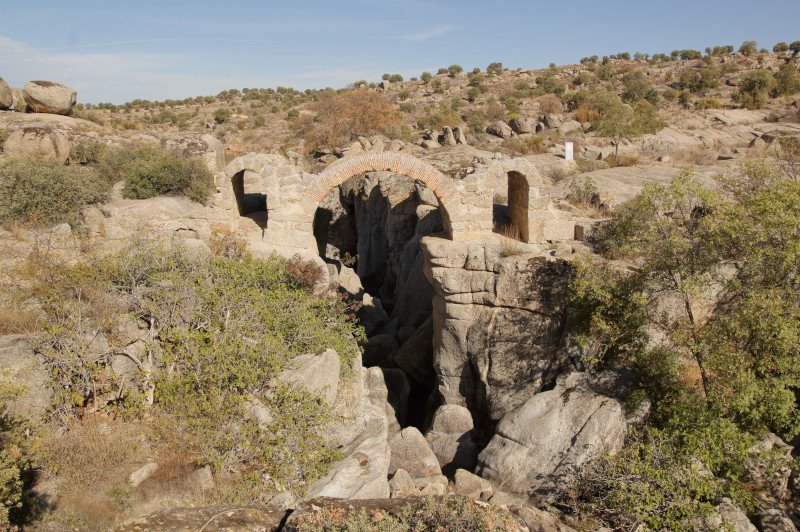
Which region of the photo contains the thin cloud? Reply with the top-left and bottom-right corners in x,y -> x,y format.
401,24 -> 453,42
40,37 -> 273,52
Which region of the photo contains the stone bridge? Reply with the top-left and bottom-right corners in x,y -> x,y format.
221,151 -> 578,255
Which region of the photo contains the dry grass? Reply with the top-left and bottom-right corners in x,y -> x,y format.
606,154 -> 640,167
538,94 -> 563,114
669,147 -> 719,165
501,135 -> 547,155
498,225 -> 526,257
0,300 -> 44,334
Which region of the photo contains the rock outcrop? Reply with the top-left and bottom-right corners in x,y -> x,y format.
477,372 -> 627,498
0,77 -> 11,110
421,236 -> 573,425
2,124 -> 71,162
23,80 -> 77,115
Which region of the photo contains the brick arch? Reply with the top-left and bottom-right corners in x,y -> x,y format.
304,152 -> 460,238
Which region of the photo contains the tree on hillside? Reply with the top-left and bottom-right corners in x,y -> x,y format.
791,41 -> 800,54
738,40 -> 758,56
590,90 -> 664,159
736,69 -> 776,109
773,42 -> 789,53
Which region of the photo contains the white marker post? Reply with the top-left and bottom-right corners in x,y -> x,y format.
565,141 -> 574,161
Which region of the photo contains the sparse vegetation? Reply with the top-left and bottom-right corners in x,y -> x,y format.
0,157 -> 109,228
94,144 -> 214,204
294,90 -> 407,151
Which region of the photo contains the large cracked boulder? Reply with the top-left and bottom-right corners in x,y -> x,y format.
3,124 -> 71,162
388,427 -> 442,479
477,372 -> 626,497
0,77 -> 11,110
425,404 -> 478,476
23,81 -> 77,115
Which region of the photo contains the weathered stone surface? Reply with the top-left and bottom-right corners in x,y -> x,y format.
11,88 -> 27,112
389,468 -> 419,499
747,433 -> 794,501
513,505 -> 578,532
23,80 -> 77,114
509,117 -> 536,134
477,372 -> 626,497
3,124 -> 70,162
0,77 -> 11,110
388,427 -> 442,479
487,120 -> 514,139
758,508 -> 797,532
277,349 -> 340,406
306,399 -> 391,500
422,238 -> 573,425
425,404 -> 477,475
116,505 -> 286,531
162,134 -> 225,173
705,498 -> 757,532
0,335 -> 51,421
453,469 -> 492,499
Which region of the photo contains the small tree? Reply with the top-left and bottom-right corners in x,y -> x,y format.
591,91 -> 664,159
791,41 -> 800,54
447,64 -> 463,77
420,71 -> 432,83
736,69 -> 776,109
487,62 -> 503,76
773,42 -> 789,53
738,40 -> 758,56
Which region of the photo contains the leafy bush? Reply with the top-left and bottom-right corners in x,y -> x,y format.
0,129 -> 9,151
567,175 -> 599,207
0,369 -> 37,527
95,144 -> 214,204
418,105 -> 460,130
773,63 -> 800,96
736,69 -> 776,109
738,40 -> 758,56
0,158 -> 109,228
773,42 -> 789,53
447,64 -> 463,77
296,90 -> 406,150
213,108 -> 231,124
420,71 -> 432,83
578,409 -> 757,531
678,66 -> 721,92
487,62 -> 503,76
33,244 -> 364,493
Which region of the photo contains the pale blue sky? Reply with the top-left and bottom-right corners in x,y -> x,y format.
1,0 -> 798,103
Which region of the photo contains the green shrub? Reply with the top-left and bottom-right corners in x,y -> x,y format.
213,108 -> 231,124
773,42 -> 789,53
792,41 -> 800,55
487,62 -> 503,76
578,408 -> 757,531
447,64 -> 463,77
0,129 -> 8,152
0,158 -> 109,228
773,63 -> 800,96
34,244 -> 364,493
420,71 -> 432,83
95,144 -> 214,204
736,69 -> 776,109
418,105 -> 460,130
739,40 -> 758,56
398,90 -> 410,101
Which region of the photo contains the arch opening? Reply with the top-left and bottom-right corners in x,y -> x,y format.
232,169 -> 267,217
